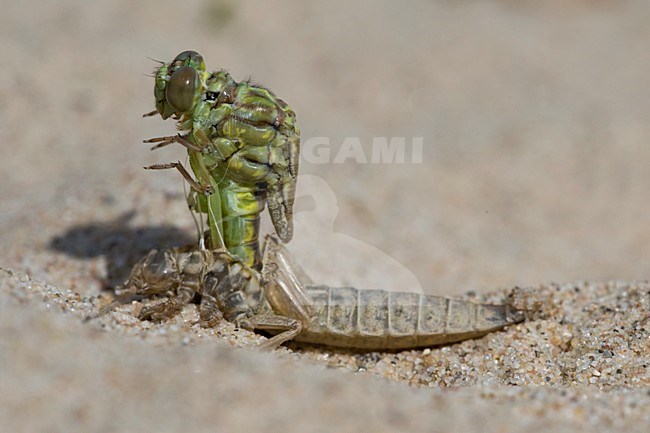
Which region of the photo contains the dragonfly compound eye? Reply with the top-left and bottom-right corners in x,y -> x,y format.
173,50 -> 204,66
166,66 -> 199,113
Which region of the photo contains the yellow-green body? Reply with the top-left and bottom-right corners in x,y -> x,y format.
150,51 -> 300,269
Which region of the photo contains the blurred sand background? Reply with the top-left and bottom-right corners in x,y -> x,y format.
1,1 -> 649,432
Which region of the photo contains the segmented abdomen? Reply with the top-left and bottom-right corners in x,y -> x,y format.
295,286 -> 524,349
217,178 -> 265,270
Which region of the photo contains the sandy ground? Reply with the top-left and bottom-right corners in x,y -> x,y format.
1,1 -> 649,432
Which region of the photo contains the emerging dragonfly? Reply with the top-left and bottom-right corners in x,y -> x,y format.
127,51 -> 524,350
118,235 -> 524,350
143,51 -> 300,270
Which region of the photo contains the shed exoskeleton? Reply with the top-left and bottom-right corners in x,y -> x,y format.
118,236 -> 524,350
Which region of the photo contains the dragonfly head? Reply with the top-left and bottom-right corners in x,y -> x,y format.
153,50 -> 207,119
116,249 -> 180,298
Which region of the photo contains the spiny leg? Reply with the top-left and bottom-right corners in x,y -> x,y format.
237,314 -> 303,350
145,161 -> 214,195
142,109 -> 159,118
202,253 -> 302,348
144,135 -> 180,150
197,293 -> 223,327
144,134 -> 203,151
139,287 -> 195,322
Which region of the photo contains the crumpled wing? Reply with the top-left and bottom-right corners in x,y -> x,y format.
267,128 -> 300,243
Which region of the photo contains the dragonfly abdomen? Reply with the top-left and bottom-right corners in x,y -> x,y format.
294,286 -> 524,349
216,178 -> 266,269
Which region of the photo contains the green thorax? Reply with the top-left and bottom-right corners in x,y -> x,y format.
151,51 -> 299,268
185,70 -> 300,269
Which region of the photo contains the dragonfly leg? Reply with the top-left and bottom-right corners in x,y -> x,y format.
139,286 -> 195,322
144,134 -> 178,150
173,134 -> 203,152
237,314 -> 302,350
144,134 -> 202,151
144,161 -> 214,195
142,109 -> 159,118
197,292 -> 223,327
